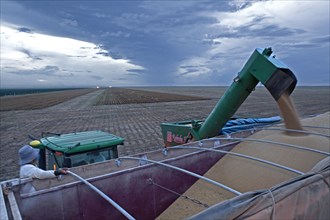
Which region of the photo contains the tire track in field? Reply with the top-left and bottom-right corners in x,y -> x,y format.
45,89 -> 105,110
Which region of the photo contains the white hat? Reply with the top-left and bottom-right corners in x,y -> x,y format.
18,145 -> 40,165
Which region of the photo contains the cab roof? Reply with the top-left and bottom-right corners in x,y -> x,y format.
40,130 -> 124,155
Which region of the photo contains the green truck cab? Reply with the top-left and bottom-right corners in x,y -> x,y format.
30,130 -> 124,170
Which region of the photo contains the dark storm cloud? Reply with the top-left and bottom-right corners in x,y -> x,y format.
1,0 -> 329,87
18,27 -> 32,33
1,0 -> 219,86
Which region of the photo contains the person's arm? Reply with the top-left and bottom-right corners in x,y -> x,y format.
25,165 -> 56,179
21,164 -> 68,179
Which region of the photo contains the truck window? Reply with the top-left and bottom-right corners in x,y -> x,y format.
47,152 -> 64,170
70,148 -> 116,167
48,147 -> 118,168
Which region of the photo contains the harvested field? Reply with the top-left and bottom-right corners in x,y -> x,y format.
94,87 -> 210,105
0,89 -> 97,111
0,86 -> 329,181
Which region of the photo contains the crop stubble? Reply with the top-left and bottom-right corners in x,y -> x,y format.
0,89 -> 98,111
94,87 -> 210,105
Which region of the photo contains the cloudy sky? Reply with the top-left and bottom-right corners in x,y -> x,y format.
1,0 -> 329,88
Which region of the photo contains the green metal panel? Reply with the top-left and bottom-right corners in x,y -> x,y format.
40,130 -> 124,155
161,120 -> 202,146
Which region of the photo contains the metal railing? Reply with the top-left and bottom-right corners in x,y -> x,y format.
68,171 -> 135,220
119,156 -> 242,196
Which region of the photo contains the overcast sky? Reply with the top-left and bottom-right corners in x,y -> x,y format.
1,0 -> 329,88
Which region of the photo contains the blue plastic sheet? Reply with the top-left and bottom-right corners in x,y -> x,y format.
220,116 -> 281,135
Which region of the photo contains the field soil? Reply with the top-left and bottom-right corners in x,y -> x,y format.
0,89 -> 97,111
0,86 -> 329,181
95,87 -> 210,105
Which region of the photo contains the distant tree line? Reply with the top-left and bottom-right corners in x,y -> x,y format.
0,88 -> 83,97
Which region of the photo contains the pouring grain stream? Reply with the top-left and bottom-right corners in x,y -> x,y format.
277,92 -> 303,133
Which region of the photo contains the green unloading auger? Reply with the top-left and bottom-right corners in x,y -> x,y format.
161,47 -> 297,146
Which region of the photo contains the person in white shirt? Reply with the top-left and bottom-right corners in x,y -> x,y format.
19,145 -> 67,179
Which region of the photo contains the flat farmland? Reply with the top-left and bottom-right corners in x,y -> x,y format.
0,86 -> 329,181
0,89 -> 97,111
94,87 -> 210,105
